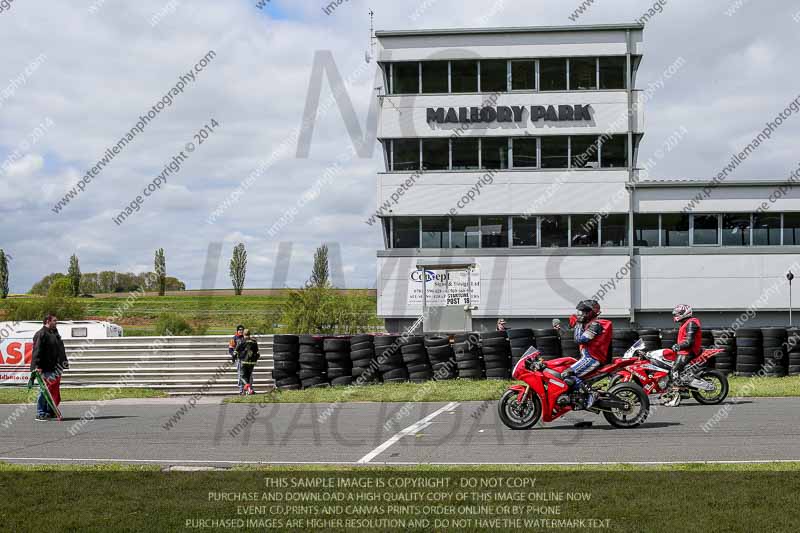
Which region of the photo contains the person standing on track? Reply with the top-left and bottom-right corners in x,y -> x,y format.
229,324 -> 246,394
234,329 -> 260,395
30,314 -> 68,421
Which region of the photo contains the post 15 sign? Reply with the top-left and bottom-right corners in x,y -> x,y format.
426,104 -> 592,124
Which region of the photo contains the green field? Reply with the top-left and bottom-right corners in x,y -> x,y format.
1,463 -> 798,532
0,387 -> 167,404
1,291 -> 379,334
228,375 -> 800,404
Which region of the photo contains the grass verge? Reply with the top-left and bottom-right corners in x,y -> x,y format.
0,387 -> 168,404
0,463 -> 798,532
226,375 -> 800,404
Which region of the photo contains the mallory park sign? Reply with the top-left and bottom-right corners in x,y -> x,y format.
426,104 -> 593,125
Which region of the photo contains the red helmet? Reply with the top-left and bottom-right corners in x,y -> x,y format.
672,304 -> 693,322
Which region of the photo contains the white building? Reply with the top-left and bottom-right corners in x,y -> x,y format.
373,24 -> 800,332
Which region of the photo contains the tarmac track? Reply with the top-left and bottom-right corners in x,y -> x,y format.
0,397 -> 799,466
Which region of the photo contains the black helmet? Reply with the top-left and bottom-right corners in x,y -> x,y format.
236,324 -> 245,332
575,300 -> 598,323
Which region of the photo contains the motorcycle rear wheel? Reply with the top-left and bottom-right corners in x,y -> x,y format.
691,369 -> 729,405
497,389 -> 542,430
603,383 -> 650,428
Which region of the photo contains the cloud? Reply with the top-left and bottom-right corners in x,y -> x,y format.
1,0 -> 799,293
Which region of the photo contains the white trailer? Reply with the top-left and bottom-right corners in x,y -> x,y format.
0,320 -> 123,384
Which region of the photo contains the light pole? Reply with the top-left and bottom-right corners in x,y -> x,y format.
788,271 -> 795,326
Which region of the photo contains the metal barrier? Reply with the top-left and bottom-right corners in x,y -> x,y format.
61,335 -> 274,396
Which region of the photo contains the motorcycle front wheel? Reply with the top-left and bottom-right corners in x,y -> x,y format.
498,389 -> 542,430
691,369 -> 729,405
603,383 -> 650,428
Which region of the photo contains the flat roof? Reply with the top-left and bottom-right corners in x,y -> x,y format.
375,23 -> 645,38
629,180 -> 797,189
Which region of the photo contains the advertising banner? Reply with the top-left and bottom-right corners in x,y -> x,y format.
0,339 -> 33,384
407,267 -> 480,307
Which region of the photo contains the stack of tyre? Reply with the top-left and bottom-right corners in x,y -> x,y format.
374,335 -> 408,383
761,328 -> 788,377
787,328 -> 800,376
559,329 -> 579,358
453,333 -> 483,379
271,334 -> 301,390
533,329 -> 561,361
424,336 -> 457,380
480,331 -> 511,379
637,329 -> 662,352
711,329 -> 736,375
400,336 -> 433,383
734,329 -> 762,376
349,334 -> 379,385
323,338 -> 352,386
298,335 -> 327,388
699,330 -> 716,368
661,329 -> 678,350
612,330 -> 639,360
507,329 -> 535,368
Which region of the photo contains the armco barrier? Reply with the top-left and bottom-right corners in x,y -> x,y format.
59,335 -> 274,396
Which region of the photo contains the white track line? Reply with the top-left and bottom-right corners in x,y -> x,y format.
1,457 -> 800,466
356,401 -> 460,464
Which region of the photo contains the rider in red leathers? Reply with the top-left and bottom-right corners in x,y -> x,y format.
670,304 -> 702,384
561,300 -> 613,408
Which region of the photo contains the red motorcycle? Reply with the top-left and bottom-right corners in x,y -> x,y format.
611,339 -> 729,406
498,347 -> 651,430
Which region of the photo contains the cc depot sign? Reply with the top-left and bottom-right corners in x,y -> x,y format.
426,104 -> 593,125
407,267 -> 481,307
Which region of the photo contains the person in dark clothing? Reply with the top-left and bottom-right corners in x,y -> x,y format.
234,330 -> 260,395
228,325 -> 246,394
30,314 -> 68,421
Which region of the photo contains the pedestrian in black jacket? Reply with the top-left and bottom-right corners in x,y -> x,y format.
234,330 -> 260,395
30,314 -> 68,421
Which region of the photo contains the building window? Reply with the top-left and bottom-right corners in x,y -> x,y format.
512,138 -> 538,168
634,214 -> 660,246
571,214 -> 599,247
512,216 -> 537,246
393,217 -> 419,248
422,61 -> 448,93
392,139 -> 420,171
451,60 -> 478,93
541,215 -> 569,247
569,57 -> 597,90
783,213 -> 800,245
539,58 -> 567,91
599,56 -> 626,89
570,136 -> 599,168
753,213 -> 781,245
602,214 -> 628,246
600,135 -> 628,168
511,60 -> 535,91
540,136 -> 569,168
422,139 -> 449,171
722,214 -> 751,246
451,138 -> 479,170
482,138 -> 509,169
452,217 -> 480,248
382,219 -> 391,247
480,60 -> 508,92
481,216 -> 508,248
422,217 -> 450,248
693,214 -> 720,246
392,62 -> 419,94
661,213 -> 690,246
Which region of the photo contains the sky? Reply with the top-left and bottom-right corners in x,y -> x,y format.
1,0 -> 800,293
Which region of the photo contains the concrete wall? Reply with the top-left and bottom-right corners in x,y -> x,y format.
377,28 -> 644,61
